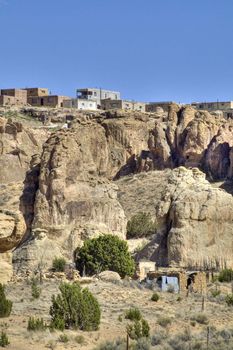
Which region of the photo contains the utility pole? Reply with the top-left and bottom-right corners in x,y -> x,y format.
126,333 -> 129,350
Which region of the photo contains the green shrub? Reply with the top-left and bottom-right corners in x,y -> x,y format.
74,335 -> 85,345
191,313 -> 209,325
52,257 -> 66,272
134,337 -> 151,350
211,289 -> 221,298
94,338 -> 126,350
50,316 -> 65,331
127,318 -> 150,340
0,285 -> 12,318
0,331 -> 10,347
75,234 -> 135,278
126,212 -> 156,239
157,316 -> 172,328
226,294 -> 233,306
218,269 -> 233,282
58,334 -> 69,343
50,282 -> 101,331
151,293 -> 159,302
31,278 -> 41,299
125,308 -> 142,321
27,317 -> 46,331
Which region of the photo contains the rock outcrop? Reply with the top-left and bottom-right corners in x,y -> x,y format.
117,168 -> 233,269
1,106 -> 233,275
0,210 -> 26,282
0,116 -> 50,183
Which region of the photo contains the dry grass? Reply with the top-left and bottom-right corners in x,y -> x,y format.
2,279 -> 233,349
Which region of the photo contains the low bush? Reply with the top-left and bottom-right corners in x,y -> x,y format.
94,338 -> 126,350
125,308 -> 142,321
157,316 -> 172,328
134,337 -> 151,350
151,330 -> 167,346
126,212 -> 156,239
31,278 -> 41,299
0,285 -> 12,318
151,292 -> 159,302
0,331 -> 10,347
74,335 -> 85,345
50,282 -> 101,331
218,269 -> 233,282
58,334 -> 69,343
191,313 -> 209,325
52,257 -> 66,272
225,294 -> 233,306
211,289 -> 221,298
27,317 -> 47,331
127,318 -> 150,340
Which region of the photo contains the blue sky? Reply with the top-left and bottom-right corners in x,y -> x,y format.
0,0 -> 233,103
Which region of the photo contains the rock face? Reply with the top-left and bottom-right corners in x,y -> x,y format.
117,168 -> 233,269
150,104 -> 233,180
0,210 -> 26,282
0,117 -> 49,183
2,106 -> 233,275
14,123 -> 129,271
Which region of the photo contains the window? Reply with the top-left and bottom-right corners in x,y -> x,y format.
94,92 -> 97,96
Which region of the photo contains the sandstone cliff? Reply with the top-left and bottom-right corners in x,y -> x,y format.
1,106 -> 233,276
117,167 -> 233,269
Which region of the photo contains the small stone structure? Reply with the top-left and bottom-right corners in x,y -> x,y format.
0,89 -> 27,106
101,99 -> 146,112
28,95 -> 70,108
147,269 -> 207,294
137,260 -> 156,281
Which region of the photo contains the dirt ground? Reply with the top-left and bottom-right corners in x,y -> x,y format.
1,278 -> 233,350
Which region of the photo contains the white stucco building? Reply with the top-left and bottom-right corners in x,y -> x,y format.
63,98 -> 97,110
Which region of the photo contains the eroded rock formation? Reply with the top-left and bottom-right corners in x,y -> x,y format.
117,168 -> 233,269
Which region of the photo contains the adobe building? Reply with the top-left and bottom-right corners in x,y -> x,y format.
147,269 -> 207,294
101,99 -> 146,112
192,101 -> 233,119
24,88 -> 49,97
63,98 -> 97,110
28,95 -> 70,108
0,88 -> 27,106
77,88 -> 120,107
146,101 -> 175,112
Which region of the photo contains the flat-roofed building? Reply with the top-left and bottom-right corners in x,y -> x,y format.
24,88 -> 49,97
28,95 -> 70,108
77,88 -> 120,107
0,88 -> 27,105
63,98 -> 97,110
146,101 -> 175,112
101,99 -> 146,112
0,95 -> 23,106
192,101 -> 233,111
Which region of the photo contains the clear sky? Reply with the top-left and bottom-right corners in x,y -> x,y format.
0,0 -> 233,103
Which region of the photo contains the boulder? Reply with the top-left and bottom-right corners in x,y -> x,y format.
98,270 -> 121,282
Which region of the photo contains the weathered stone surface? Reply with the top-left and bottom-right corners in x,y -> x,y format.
0,210 -> 26,253
117,168 -> 233,269
97,270 -> 121,282
0,210 -> 26,282
0,116 -> 50,183
1,107 -> 233,276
